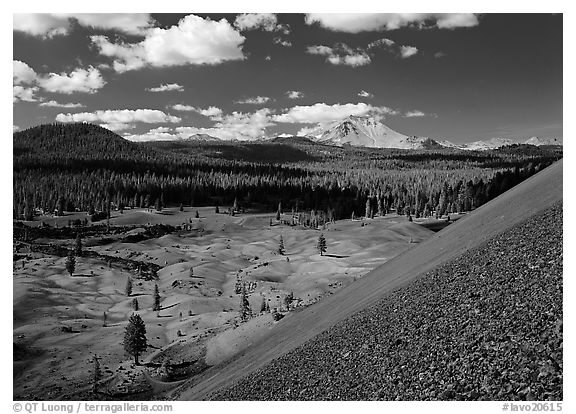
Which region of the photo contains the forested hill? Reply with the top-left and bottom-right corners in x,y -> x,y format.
13,123 -> 147,158
13,123 -> 562,223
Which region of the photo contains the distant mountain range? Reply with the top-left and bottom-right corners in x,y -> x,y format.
284,116 -> 562,150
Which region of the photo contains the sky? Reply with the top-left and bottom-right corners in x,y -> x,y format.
12,13 -> 563,143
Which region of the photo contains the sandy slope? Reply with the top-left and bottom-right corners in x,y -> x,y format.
14,205 -> 431,399
175,159 -> 563,400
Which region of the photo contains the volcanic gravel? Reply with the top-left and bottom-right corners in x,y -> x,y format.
209,203 -> 563,400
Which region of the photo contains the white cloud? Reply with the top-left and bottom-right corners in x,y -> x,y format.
13,60 -> 37,85
13,61 -> 40,102
327,53 -> 371,67
404,110 -> 426,118
55,109 -> 181,131
234,13 -> 278,32
233,13 -> 291,35
13,125 -> 21,132
13,13 -> 153,38
307,44 -> 371,67
305,13 -> 479,33
37,67 -> 106,94
90,15 -> 245,72
146,83 -> 184,92
368,38 -> 418,59
13,85 -> 40,102
287,90 -> 304,99
307,45 -> 334,56
100,122 -> 136,132
367,38 -> 395,49
13,60 -> 105,101
171,105 -> 223,119
296,125 -> 321,137
434,51 -> 447,58
358,90 -> 374,98
400,45 -> 418,58
235,96 -> 271,105
273,102 -> 397,124
126,108 -> 274,141
39,100 -> 85,108
13,14 -> 70,38
273,37 -> 292,47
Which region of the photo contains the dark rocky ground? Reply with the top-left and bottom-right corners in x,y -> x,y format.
209,202 -> 562,400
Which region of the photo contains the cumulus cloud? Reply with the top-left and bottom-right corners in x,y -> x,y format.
273,37 -> 292,47
13,13 -> 154,38
358,90 -> 374,98
171,105 -> 223,119
90,15 -> 245,72
126,108 -> 274,141
55,109 -> 181,131
400,46 -> 418,58
307,44 -> 371,67
39,100 -> 85,108
368,38 -> 418,59
37,67 -> 106,94
404,110 -> 427,118
146,83 -> 184,92
13,60 -> 37,85
13,60 -> 106,101
13,61 -> 40,102
235,96 -> 271,105
273,102 -> 397,124
434,51 -> 447,58
305,13 -> 479,33
287,90 -> 304,99
234,13 -> 277,32
367,38 -> 395,49
234,13 -> 290,34
13,125 -> 21,132
13,86 -> 39,102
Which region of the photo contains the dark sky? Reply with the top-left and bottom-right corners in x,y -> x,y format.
12,13 -> 562,143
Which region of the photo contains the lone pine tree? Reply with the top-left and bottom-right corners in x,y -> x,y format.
240,284 -> 252,322
125,277 -> 133,297
317,234 -> 327,256
153,284 -> 161,311
278,234 -> 285,255
132,298 -> 139,311
75,233 -> 82,256
123,313 -> 147,365
92,354 -> 101,394
65,250 -> 75,276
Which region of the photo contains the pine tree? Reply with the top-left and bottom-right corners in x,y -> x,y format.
123,313 -> 147,365
179,203 -> 184,212
278,235 -> 285,255
132,298 -> 139,311
153,284 -> 161,311
240,284 -> 252,322
195,210 -> 199,219
65,250 -> 75,276
103,311 -> 107,327
260,296 -> 267,313
125,277 -> 133,297
316,234 -> 327,256
75,233 -> 82,256
215,205 -> 220,214
365,198 -> 372,219
92,354 -> 101,394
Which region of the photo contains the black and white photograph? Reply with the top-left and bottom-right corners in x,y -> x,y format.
10,5 -> 567,410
